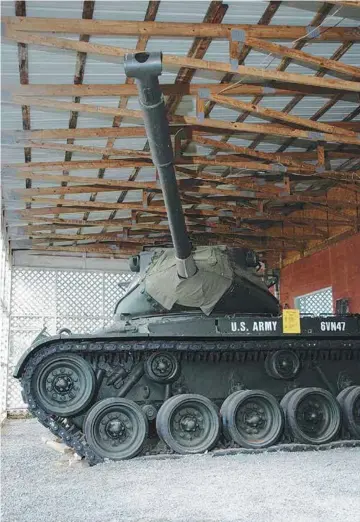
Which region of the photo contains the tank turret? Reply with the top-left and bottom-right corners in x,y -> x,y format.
115,52 -> 280,317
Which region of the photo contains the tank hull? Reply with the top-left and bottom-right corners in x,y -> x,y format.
16,314 -> 360,464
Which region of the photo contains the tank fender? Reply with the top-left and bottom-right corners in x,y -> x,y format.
13,335 -> 62,379
13,319 -> 143,379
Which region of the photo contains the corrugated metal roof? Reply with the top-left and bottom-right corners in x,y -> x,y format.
1,0 -> 360,259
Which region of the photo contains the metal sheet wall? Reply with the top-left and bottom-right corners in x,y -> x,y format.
6,267 -> 133,412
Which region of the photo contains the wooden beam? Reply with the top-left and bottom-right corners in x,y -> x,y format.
7,83 -> 349,98
15,172 -> 284,197
7,124 -> 360,142
22,193 -> 360,214
29,236 -> 302,253
18,211 -> 357,228
10,156 -> 295,172
15,1 -> 31,204
21,224 -> 325,241
328,1 -> 360,8
193,135 -> 314,172
26,229 -> 318,245
81,0 -> 161,241
5,30 -> 360,93
15,182 -> 282,200
22,198 -> 318,223
9,95 -> 360,146
208,94 -> 358,138
192,136 -> 360,182
28,232 -> 171,244
24,140 -> 152,158
257,40 -> 356,156
243,36 -> 360,79
28,244 -> 138,255
20,132 -> 360,158
15,172 -> 158,189
22,222 -> 259,235
18,214 -> 355,231
3,18 -> 359,40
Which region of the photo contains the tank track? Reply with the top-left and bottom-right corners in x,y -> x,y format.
20,337 -> 360,465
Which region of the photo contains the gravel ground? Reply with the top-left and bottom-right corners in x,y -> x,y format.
1,419 -> 360,522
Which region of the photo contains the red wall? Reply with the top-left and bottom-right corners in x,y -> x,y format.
280,233 -> 360,313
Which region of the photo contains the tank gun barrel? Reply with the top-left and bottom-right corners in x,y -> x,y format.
124,52 -> 196,278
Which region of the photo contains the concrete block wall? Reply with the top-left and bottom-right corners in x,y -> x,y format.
280,233 -> 360,313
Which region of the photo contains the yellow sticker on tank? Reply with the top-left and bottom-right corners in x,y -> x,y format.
282,309 -> 301,334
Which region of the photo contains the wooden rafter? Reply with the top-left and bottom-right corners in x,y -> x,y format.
5,32 -> 360,92
14,1 -> 31,207
8,124 -> 360,141
4,17 -> 359,40
8,96 -> 360,146
9,83 -> 353,98
3,1 -> 360,266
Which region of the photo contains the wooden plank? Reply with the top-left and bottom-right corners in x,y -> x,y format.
3,18 -> 359,40
22,193 -> 360,212
8,123 -> 360,141
10,95 -> 360,146
244,35 -> 360,79
20,215 -> 354,232
23,222 -> 259,235
8,83 -> 344,98
19,199 -> 279,220
30,236 -> 303,252
11,156 -> 289,172
193,135 -> 314,172
15,182 -> 281,200
15,1 -> 31,204
192,136 -> 360,182
16,171 -> 283,196
22,141 -> 323,169
180,4 -> 349,167
53,0 -> 95,241
27,230 -> 318,244
259,40 -> 355,156
29,244 -> 139,255
29,233 -> 170,244
24,140 -> 152,158
5,30 -> 360,93
19,211 -> 357,228
84,0 -> 160,238
15,172 -> 158,189
21,223 -> 325,240
209,93 -> 358,138
328,1 -> 360,8
165,1 -> 228,117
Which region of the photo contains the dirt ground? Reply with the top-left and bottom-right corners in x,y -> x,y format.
1,418 -> 360,522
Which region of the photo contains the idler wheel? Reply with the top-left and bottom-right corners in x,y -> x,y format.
156,394 -> 220,454
340,386 -> 360,439
282,387 -> 341,445
84,398 -> 148,460
265,350 -> 300,380
32,353 -> 96,417
221,390 -> 284,449
144,352 -> 180,384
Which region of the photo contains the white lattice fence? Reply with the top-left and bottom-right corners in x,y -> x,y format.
295,287 -> 333,315
7,267 -> 133,412
0,234 -> 11,421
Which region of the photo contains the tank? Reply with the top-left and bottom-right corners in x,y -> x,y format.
14,53 -> 360,465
